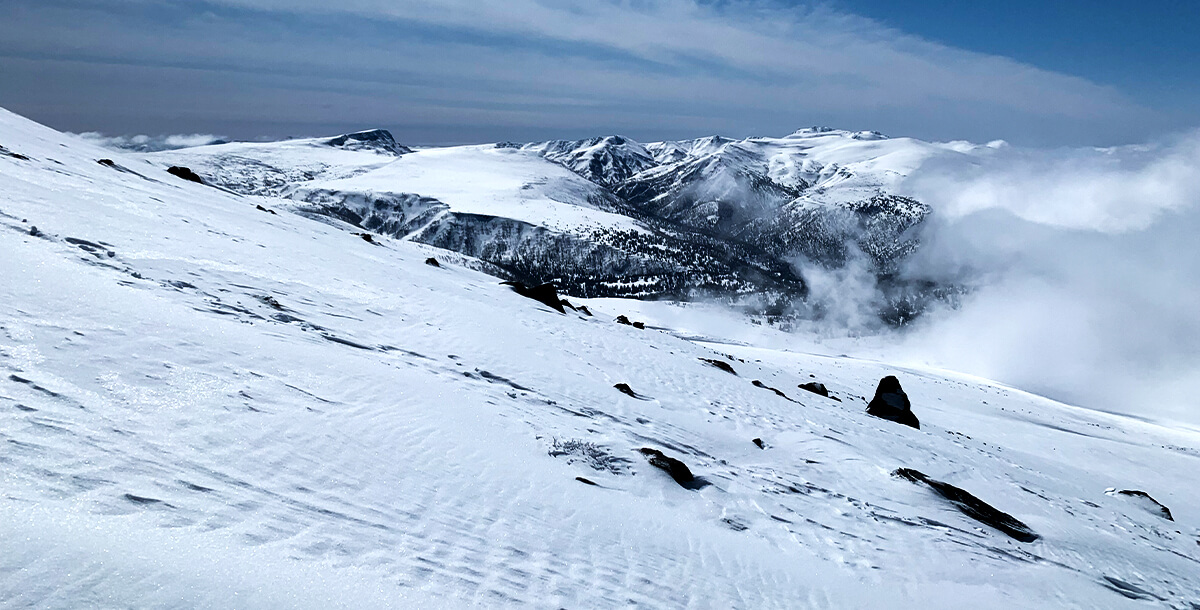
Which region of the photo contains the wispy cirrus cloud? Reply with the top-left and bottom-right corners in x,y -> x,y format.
0,0 -> 1152,143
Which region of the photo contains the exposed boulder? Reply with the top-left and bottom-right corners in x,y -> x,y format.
639,448 -> 707,489
798,381 -> 829,397
1108,489 -> 1174,521
615,315 -> 645,328
501,281 -> 565,313
167,165 -> 204,184
752,438 -> 765,449
425,257 -> 441,268
894,468 -> 1039,543
613,383 -> 638,398
700,358 -> 737,375
866,376 -> 920,429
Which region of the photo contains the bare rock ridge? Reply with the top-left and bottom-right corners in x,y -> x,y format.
325,129 -> 411,155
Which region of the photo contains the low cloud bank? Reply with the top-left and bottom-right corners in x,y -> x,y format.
888,132 -> 1200,424
73,132 -> 225,152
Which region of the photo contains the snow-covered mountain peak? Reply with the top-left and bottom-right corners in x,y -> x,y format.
521,135 -> 656,187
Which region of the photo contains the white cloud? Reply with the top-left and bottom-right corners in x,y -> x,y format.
73,131 -> 225,152
904,132 -> 1200,232
893,131 -> 1200,424
0,0 -> 1147,143
202,0 -> 1129,120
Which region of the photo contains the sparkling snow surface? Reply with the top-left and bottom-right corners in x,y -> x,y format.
2,109 -> 1199,609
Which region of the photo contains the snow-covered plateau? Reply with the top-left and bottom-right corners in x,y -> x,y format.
2,107 -> 1198,608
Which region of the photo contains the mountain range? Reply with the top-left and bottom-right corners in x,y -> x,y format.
143,125 -> 983,324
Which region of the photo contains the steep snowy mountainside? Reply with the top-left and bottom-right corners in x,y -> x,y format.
3,107 -> 1200,609
507,128 -> 974,313
519,135 -> 658,187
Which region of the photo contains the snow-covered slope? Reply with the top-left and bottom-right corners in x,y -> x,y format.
4,108 -> 1199,608
298,144 -> 643,234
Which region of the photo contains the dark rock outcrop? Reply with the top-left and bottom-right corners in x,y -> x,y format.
502,281 -> 565,313
798,381 -> 829,397
167,166 -> 204,184
1113,489 -> 1174,521
752,380 -> 795,402
295,189 -> 449,239
639,448 -> 707,489
425,257 -> 441,268
700,358 -> 737,375
0,144 -> 30,160
325,129 -> 411,155
752,438 -> 765,449
866,376 -> 919,429
894,468 -> 1039,543
615,315 -> 644,328
613,383 -> 638,398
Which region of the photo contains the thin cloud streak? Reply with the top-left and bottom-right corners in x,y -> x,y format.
0,0 -> 1151,144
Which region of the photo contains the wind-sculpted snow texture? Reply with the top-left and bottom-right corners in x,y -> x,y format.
141,124 -> 987,321
3,107 -> 1200,608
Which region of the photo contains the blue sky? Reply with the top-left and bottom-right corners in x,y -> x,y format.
0,0 -> 1196,145
836,0 -> 1200,104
